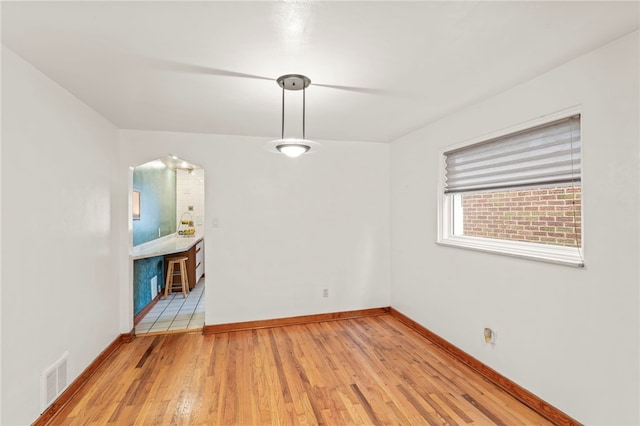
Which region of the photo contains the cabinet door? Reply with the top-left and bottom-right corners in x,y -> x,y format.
196,264 -> 204,283
196,242 -> 203,265
195,240 -> 204,282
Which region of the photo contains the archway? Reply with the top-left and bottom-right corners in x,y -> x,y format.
129,155 -> 205,334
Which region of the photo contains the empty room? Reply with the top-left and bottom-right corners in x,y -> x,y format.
1,1 -> 639,425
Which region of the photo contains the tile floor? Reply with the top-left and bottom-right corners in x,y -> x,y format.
135,278 -> 205,335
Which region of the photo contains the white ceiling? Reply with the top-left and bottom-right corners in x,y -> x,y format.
2,1 -> 638,143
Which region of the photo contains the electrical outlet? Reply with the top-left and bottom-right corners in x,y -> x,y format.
484,328 -> 495,344
322,288 -> 329,298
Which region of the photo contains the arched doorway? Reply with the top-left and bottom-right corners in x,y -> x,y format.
130,155 -> 205,334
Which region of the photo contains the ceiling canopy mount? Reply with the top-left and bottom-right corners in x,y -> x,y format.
277,74 -> 311,91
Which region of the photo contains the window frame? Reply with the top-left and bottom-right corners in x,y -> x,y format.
437,108 -> 584,267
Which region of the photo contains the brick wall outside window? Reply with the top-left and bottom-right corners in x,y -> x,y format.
461,186 -> 582,247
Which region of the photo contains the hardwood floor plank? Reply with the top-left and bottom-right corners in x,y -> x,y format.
397,383 -> 444,425
268,329 -> 294,405
463,393 -> 509,426
47,315 -> 556,426
349,383 -> 382,425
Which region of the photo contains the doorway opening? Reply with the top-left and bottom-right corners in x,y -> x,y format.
130,155 -> 205,335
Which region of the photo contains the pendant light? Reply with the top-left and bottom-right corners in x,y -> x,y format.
273,74 -> 314,157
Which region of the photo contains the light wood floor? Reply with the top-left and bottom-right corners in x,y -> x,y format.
49,315 -> 552,425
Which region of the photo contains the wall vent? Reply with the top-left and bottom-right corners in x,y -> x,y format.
40,352 -> 68,411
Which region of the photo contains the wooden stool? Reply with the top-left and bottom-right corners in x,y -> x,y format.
164,256 -> 189,299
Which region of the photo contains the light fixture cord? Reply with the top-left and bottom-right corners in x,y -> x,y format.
303,86 -> 306,140
281,83 -> 285,139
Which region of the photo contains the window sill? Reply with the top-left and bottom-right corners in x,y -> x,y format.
437,235 -> 584,267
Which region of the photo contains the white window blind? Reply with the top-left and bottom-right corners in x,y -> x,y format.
444,115 -> 581,194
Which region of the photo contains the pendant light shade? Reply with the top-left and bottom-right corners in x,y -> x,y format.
275,141 -> 311,158
272,74 -> 314,157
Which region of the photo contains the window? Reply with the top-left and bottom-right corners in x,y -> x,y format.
438,113 -> 583,267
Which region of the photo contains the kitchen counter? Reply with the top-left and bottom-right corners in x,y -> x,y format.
133,233 -> 203,260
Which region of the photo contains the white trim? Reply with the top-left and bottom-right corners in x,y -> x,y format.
436,150 -> 449,243
437,235 -> 584,267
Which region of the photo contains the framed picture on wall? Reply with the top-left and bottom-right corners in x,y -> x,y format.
133,190 -> 141,220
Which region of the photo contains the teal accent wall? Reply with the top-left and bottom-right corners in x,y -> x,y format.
133,163 -> 176,246
133,256 -> 165,315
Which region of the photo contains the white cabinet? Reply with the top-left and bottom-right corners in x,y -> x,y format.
195,240 -> 204,282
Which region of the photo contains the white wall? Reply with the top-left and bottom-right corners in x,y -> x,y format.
119,131 -> 390,328
176,168 -> 205,236
390,31 -> 639,425
1,46 -> 121,425
0,34 -> 4,426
